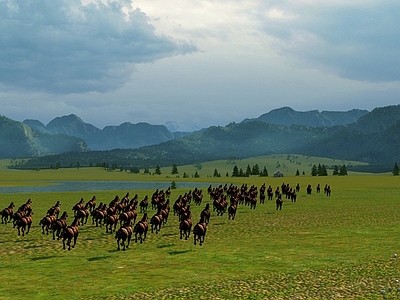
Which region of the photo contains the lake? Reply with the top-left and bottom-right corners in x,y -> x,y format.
0,181 -> 215,194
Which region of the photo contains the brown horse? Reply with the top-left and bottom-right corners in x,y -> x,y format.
87,196 -> 96,212
139,195 -> 149,213
150,211 -> 163,234
16,210 -> 34,236
61,216 -> 80,251
51,211 -> 68,240
134,213 -> 148,244
76,202 -> 90,226
91,203 -> 107,227
193,215 -> 207,246
119,209 -> 137,227
72,198 -> 85,216
1,202 -> 14,224
47,200 -> 61,218
39,212 -> 57,235
200,203 -> 211,224
179,211 -> 192,240
105,213 -> 119,234
228,203 -> 237,220
115,221 -> 133,251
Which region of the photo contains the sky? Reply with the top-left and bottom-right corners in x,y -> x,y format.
1,0 -> 400,132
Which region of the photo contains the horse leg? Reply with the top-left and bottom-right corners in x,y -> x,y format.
72,233 -> 78,249
117,238 -> 121,251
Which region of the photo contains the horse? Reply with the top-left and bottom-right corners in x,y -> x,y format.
326,185 -> 331,196
193,215 -> 207,246
267,186 -> 273,200
139,195 -> 149,213
133,213 -> 148,244
119,209 -> 137,227
91,203 -> 107,227
61,216 -> 80,250
159,200 -> 170,225
200,203 -> 211,224
51,211 -> 68,240
47,200 -> 61,218
76,202 -> 90,226
307,184 -> 312,195
16,210 -> 34,236
72,198 -> 85,216
87,196 -> 96,212
150,212 -> 163,234
105,213 -> 119,234
39,212 -> 57,235
1,202 -> 14,224
115,221 -> 133,251
316,184 -> 321,193
179,211 -> 192,240
276,195 -> 283,210
228,203 -> 237,220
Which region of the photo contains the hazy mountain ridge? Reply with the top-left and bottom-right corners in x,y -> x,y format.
244,107 -> 369,127
23,114 -> 191,150
5,105 -> 400,170
0,116 -> 88,159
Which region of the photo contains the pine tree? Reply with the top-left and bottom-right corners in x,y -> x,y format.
252,164 -> 260,175
339,164 -> 348,176
320,164 -> 328,176
232,165 -> 239,177
311,164 -> 318,176
171,164 -> 178,175
260,166 -> 268,177
393,163 -> 399,176
155,165 -> 161,175
171,181 -> 177,189
213,169 -> 220,177
245,165 -> 251,177
194,171 -> 200,178
332,165 -> 339,175
295,169 -> 300,176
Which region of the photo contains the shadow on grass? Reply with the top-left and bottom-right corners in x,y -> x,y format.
30,255 -> 58,261
156,243 -> 175,249
168,250 -> 192,256
87,255 -> 112,261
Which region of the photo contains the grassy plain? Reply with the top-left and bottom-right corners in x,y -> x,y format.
0,156 -> 399,299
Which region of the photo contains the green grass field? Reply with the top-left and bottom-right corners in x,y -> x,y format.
0,156 -> 399,299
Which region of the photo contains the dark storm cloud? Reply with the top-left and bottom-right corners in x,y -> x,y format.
0,0 -> 196,93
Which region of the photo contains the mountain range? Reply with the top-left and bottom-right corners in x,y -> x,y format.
3,105 -> 400,171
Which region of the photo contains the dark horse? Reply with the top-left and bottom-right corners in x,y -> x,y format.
51,211 -> 68,240
1,202 -> 15,224
193,215 -> 207,246
200,203 -> 211,224
16,210 -> 34,236
39,212 -> 57,235
115,221 -> 133,251
179,210 -> 192,240
276,195 -> 283,210
133,213 -> 148,244
61,216 -> 80,250
150,210 -> 163,234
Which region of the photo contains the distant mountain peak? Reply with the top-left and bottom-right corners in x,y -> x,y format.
256,107 -> 369,127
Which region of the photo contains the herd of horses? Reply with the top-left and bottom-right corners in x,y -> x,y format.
0,182 -> 331,251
